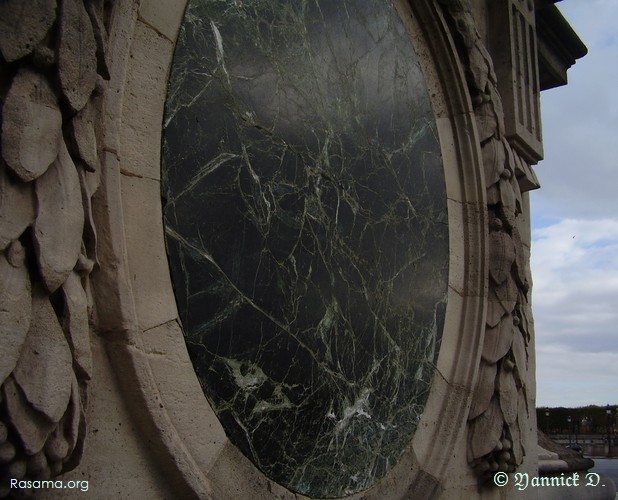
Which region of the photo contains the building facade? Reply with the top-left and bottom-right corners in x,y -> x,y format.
1,0 -> 606,498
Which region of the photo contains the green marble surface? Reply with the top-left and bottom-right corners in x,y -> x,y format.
162,0 -> 449,496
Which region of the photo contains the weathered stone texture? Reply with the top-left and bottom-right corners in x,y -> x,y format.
13,291 -> 73,425
0,0 -> 57,62
0,166 -> 35,251
58,0 -> 98,112
69,103 -> 99,173
33,141 -> 85,293
0,244 -> 31,384
62,272 -> 93,379
1,69 -> 62,182
2,375 -> 56,457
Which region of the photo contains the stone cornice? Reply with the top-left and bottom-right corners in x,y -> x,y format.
536,1 -> 588,90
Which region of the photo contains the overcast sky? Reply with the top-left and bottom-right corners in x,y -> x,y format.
530,0 -> 618,407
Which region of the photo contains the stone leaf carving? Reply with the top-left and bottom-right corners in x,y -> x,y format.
0,0 -> 57,62
13,289 -> 73,424
0,242 -> 31,384
486,295 -> 506,329
482,315 -> 515,364
511,329 -> 527,383
486,269 -> 518,329
508,416 -> 524,464
62,271 -> 93,379
498,364 -> 518,426
1,68 -> 62,182
498,172 -> 519,217
2,294 -> 85,478
58,0 -> 98,113
492,272 -> 518,313
84,0 -> 110,80
468,396 -> 504,460
78,168 -> 99,267
475,101 -> 499,144
3,375 -> 56,457
468,360 -> 497,420
56,374 -> 86,472
45,414 -> 76,476
69,102 -> 98,172
33,140 -> 85,293
0,164 -> 36,251
438,0 -> 537,481
488,228 -> 515,285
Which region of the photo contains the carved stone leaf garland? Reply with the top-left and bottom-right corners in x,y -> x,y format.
0,0 -> 108,493
438,0 -> 540,482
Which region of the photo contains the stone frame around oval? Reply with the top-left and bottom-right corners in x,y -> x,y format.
92,0 -> 488,498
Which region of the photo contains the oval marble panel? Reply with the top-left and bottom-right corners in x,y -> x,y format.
162,0 -> 449,497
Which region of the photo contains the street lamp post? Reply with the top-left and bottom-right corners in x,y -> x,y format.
607,406 -> 612,457
545,410 -> 550,435
568,416 -> 572,445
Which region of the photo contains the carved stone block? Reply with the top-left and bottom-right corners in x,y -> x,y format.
488,0 -> 543,163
